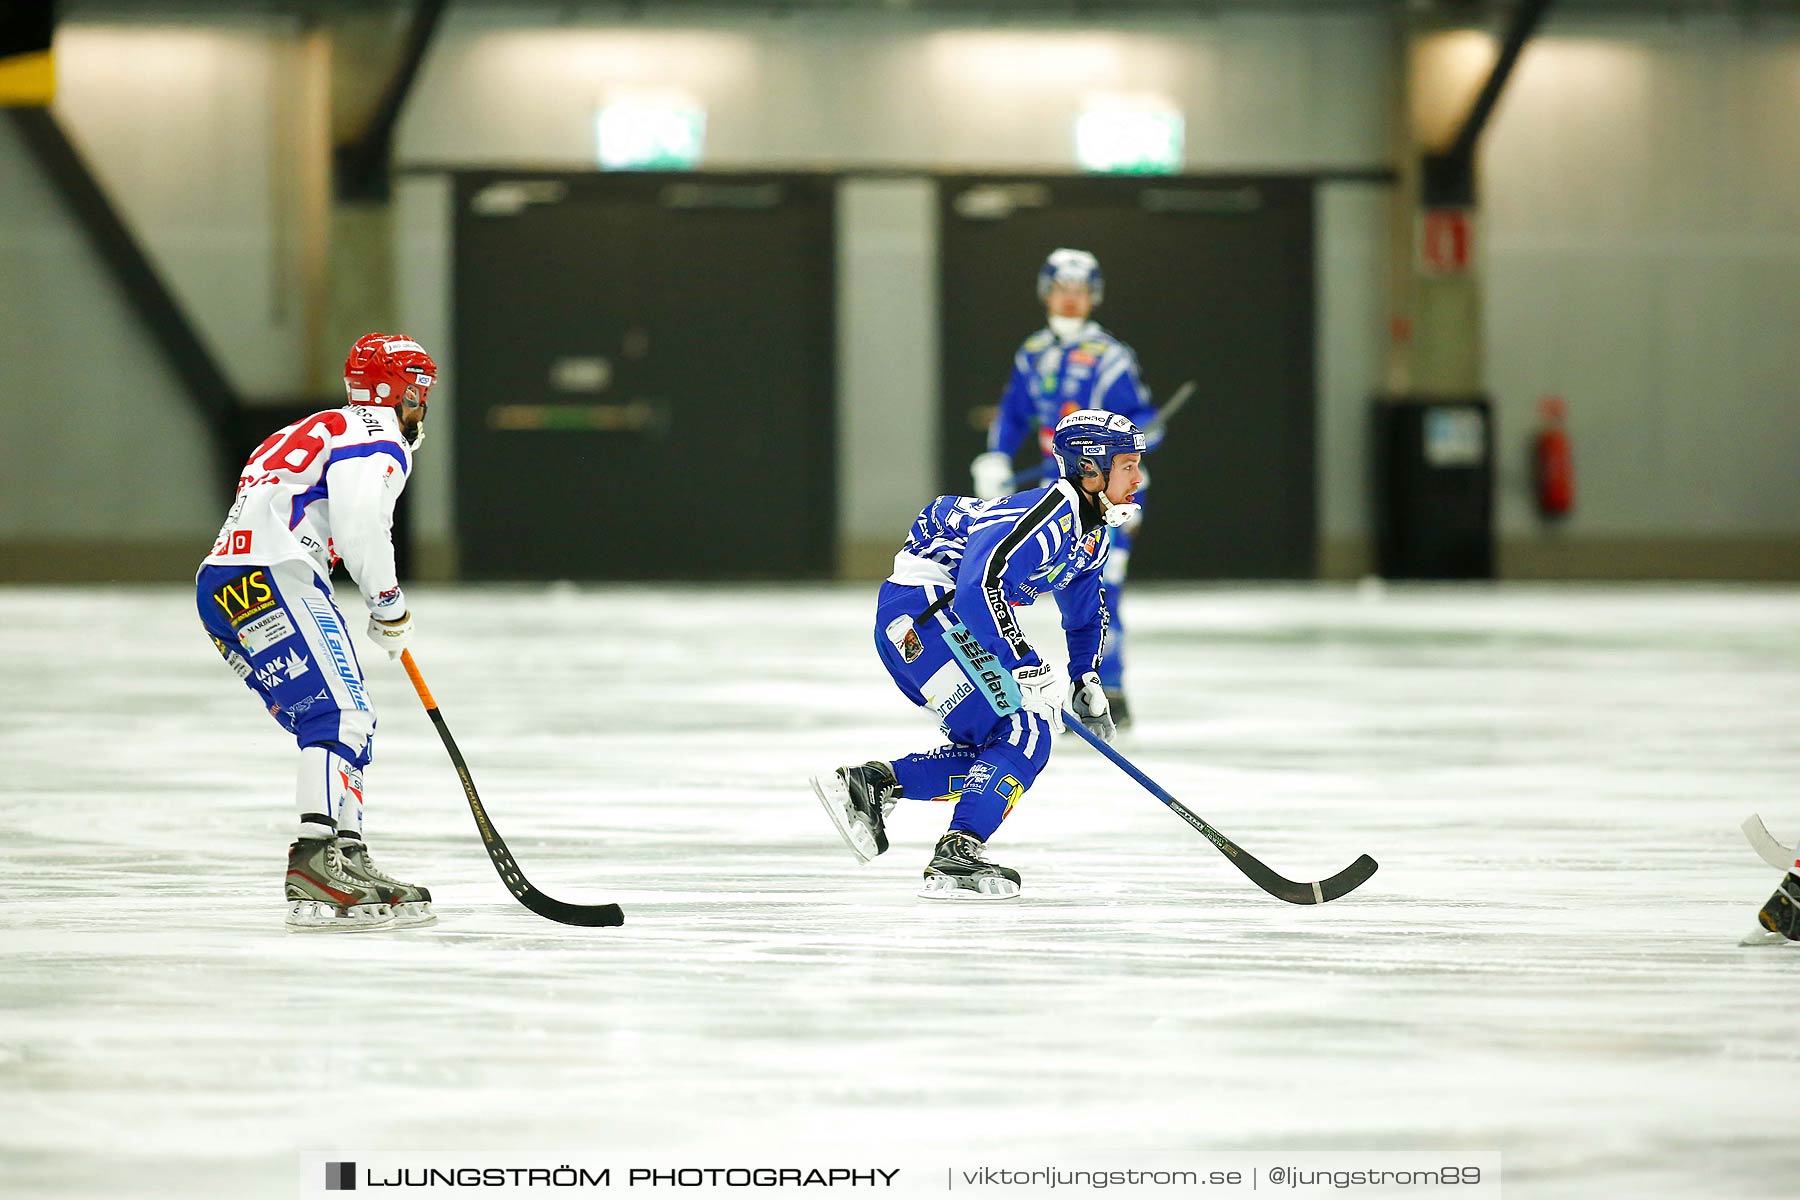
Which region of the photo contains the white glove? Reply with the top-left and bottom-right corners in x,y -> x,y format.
971,451 -> 1013,500
1011,662 -> 1065,733
1068,671 -> 1115,742
365,609 -> 414,660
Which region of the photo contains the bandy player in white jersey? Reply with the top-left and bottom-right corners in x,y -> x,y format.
197,333 -> 436,932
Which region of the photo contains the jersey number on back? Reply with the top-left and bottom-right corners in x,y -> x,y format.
249,411 -> 350,475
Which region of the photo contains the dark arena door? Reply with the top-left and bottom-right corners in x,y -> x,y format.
454,172 -> 835,580
939,175 -> 1317,579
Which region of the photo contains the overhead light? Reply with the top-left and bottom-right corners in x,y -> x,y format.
596,101 -> 706,171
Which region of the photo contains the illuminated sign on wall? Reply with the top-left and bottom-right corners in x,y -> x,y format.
1074,108 -> 1183,175
596,102 -> 706,170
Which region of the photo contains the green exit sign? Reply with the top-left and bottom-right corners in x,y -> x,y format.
1074,109 -> 1184,175
596,103 -> 706,170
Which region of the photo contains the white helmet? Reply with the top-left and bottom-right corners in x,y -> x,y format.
1036,248 -> 1103,304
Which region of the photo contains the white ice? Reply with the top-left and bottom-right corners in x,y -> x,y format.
2,582 -> 1797,1198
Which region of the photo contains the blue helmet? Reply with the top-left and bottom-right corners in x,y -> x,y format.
1051,410 -> 1146,481
1036,248 -> 1103,305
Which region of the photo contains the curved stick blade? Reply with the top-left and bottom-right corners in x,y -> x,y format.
1318,854 -> 1380,903
520,889 -> 626,928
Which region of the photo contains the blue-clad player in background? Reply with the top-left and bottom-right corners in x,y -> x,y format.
813,412 -> 1148,900
969,248 -> 1159,728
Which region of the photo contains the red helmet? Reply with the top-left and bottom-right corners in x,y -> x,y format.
343,333 -> 437,409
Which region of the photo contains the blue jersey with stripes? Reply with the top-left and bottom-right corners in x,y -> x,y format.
988,320 -> 1158,464
895,479 -> 1111,678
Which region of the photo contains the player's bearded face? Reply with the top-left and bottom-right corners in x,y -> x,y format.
400,387 -> 428,448
1104,454 -> 1143,505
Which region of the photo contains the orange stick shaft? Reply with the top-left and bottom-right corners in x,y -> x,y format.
400,648 -> 437,710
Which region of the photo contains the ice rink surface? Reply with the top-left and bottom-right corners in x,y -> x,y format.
2,582 -> 1797,1198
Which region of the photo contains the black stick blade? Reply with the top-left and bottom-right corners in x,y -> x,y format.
481,835 -> 625,927
519,889 -> 626,928
1317,854 -> 1380,904
1230,843 -> 1379,906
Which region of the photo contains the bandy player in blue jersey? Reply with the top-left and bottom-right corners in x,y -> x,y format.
970,249 -> 1160,728
813,411 -> 1148,900
197,333 -> 437,932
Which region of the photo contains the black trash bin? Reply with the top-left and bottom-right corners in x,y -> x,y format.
1371,396 -> 1494,580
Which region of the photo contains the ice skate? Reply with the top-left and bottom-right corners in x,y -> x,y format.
1741,875 -> 1800,946
337,838 -> 437,928
919,830 -> 1021,901
284,838 -> 393,932
811,761 -> 896,863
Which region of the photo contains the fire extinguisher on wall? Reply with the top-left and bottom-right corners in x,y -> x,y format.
1532,394 -> 1575,519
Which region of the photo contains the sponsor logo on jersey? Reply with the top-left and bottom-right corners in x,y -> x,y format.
225,529 -> 253,555
963,762 -> 995,793
1068,349 -> 1098,367
210,635 -> 253,681
1059,514 -> 1073,534
238,608 -> 297,656
213,570 -> 278,628
254,661 -> 285,690
922,661 -> 972,715
302,597 -> 371,713
983,589 -> 1029,658
944,625 -> 1016,716
287,688 -> 331,718
1000,774 -> 1025,818
883,615 -> 926,664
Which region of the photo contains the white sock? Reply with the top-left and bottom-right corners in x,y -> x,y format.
332,758 -> 365,842
295,746 -> 364,841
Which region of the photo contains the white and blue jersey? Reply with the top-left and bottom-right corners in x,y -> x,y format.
872,479 -> 1113,843
890,481 -> 1110,681
988,321 -> 1158,465
986,320 -> 1156,691
196,405 -> 412,773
